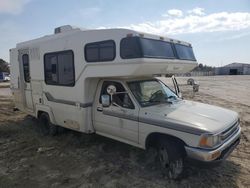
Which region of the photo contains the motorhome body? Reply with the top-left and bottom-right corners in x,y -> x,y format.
10,25 -> 240,178
10,25 -> 196,134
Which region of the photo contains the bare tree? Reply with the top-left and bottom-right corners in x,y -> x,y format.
0,59 -> 10,73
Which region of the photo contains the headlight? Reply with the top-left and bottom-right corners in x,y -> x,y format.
199,134 -> 222,148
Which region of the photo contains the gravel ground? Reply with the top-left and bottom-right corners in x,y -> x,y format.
0,76 -> 250,188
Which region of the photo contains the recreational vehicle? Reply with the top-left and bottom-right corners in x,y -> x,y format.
10,25 -> 240,178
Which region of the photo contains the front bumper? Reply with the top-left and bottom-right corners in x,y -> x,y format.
185,126 -> 241,162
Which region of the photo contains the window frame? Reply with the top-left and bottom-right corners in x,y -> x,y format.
84,40 -> 116,63
120,36 -> 176,60
120,36 -> 143,59
44,50 -> 75,87
173,43 -> 196,61
99,81 -> 135,109
22,54 -> 30,83
127,79 -> 179,108
140,37 -> 175,59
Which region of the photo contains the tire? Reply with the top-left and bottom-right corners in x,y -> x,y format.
187,78 -> 194,86
157,139 -> 185,179
38,113 -> 58,136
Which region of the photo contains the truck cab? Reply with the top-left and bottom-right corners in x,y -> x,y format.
93,77 -> 241,178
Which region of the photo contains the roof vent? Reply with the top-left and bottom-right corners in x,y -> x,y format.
54,25 -> 75,34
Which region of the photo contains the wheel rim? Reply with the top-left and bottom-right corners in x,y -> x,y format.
158,146 -> 183,179
159,146 -> 169,168
168,160 -> 183,179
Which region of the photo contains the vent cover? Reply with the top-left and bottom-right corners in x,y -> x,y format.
54,25 -> 74,34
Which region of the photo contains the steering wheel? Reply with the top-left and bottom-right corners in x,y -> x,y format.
149,90 -> 163,102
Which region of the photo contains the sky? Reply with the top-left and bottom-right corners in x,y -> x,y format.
0,0 -> 250,66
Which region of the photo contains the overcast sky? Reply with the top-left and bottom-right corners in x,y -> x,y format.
0,0 -> 250,66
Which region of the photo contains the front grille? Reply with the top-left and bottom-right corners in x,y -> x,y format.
221,121 -> 239,141
217,138 -> 240,160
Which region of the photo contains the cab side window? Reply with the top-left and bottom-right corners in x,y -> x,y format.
100,81 -> 135,109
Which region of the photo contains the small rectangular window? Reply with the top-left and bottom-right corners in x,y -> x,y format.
140,38 -> 175,59
85,40 -> 115,62
99,81 -> 134,109
22,54 -> 30,82
120,37 -> 142,59
85,46 -> 99,62
44,50 -> 75,86
174,44 -> 196,61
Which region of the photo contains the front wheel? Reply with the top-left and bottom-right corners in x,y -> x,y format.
157,139 -> 185,179
38,113 -> 58,136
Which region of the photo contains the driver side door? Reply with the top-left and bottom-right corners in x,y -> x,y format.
93,81 -> 139,144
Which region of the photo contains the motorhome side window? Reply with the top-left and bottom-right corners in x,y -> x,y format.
85,40 -> 115,62
22,54 -> 30,82
44,50 -> 75,86
100,81 -> 135,109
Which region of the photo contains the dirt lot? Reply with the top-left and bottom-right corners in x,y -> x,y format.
0,76 -> 250,188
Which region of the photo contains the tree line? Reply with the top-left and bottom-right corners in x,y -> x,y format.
192,63 -> 215,72
0,59 -> 10,73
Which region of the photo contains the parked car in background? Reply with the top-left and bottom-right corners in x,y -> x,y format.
0,72 -> 10,82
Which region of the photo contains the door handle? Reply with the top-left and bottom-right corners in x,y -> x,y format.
97,107 -> 103,112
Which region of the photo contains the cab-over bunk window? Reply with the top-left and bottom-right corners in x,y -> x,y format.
85,40 -> 116,62
120,37 -> 175,59
174,44 -> 196,61
120,36 -> 196,61
44,50 -> 75,86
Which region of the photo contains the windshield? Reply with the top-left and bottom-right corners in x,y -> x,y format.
127,79 -> 179,107
174,44 -> 196,61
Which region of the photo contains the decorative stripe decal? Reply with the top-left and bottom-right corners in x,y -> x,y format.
44,92 -> 92,108
139,117 -> 206,135
44,92 -> 206,135
102,110 -> 206,135
103,110 -> 139,121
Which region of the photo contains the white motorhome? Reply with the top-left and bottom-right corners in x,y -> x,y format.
10,25 -> 240,179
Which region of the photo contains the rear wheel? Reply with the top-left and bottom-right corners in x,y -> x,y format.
38,113 -> 58,136
157,139 -> 185,179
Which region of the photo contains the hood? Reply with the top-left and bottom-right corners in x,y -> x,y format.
139,100 -> 238,134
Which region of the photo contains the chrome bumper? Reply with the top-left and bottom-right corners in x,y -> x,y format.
185,126 -> 241,162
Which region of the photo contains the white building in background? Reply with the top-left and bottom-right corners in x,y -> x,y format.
215,63 -> 250,75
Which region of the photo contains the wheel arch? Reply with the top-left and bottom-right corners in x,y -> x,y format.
35,104 -> 56,124
145,132 -> 187,152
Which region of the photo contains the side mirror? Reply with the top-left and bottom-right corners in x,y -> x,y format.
101,95 -> 110,107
